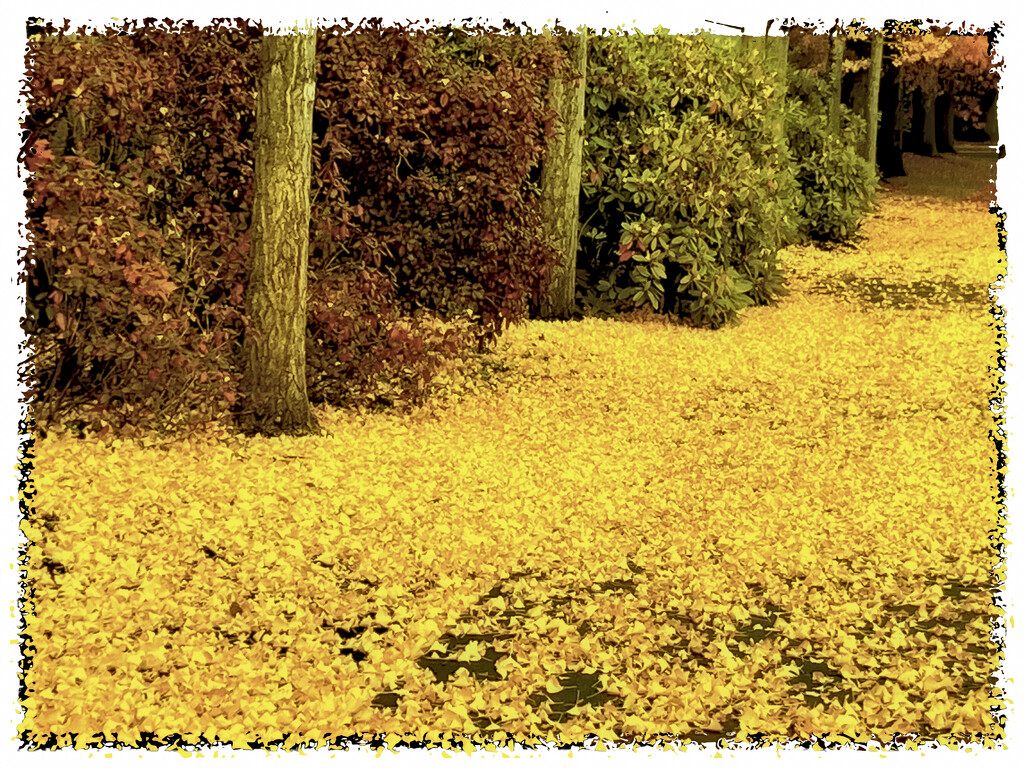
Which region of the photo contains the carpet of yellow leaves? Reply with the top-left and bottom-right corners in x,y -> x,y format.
21,154 -> 1005,750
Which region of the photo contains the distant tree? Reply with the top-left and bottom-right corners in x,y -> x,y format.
893,26 -> 1001,153
242,28 -> 320,436
942,33 -> 1001,142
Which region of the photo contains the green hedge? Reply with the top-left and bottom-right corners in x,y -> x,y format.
577,30 -> 796,329
784,68 -> 878,242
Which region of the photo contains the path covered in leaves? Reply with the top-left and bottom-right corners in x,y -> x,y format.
23,152 -> 1005,750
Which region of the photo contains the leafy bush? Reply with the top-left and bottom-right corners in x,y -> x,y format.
306,267 -> 473,408
784,68 -> 878,242
23,148 -> 242,435
578,30 -> 796,329
311,25 -> 563,338
22,24 -> 267,434
892,27 -> 1001,131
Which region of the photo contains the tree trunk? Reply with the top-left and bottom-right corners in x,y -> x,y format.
539,30 -> 587,320
764,35 -> 789,148
936,91 -> 956,153
850,68 -> 868,117
877,40 -> 905,178
921,90 -> 938,156
907,88 -> 923,153
856,32 -> 883,169
243,29 -> 320,436
740,34 -> 761,56
826,33 -> 845,136
984,90 -> 999,143
909,88 -> 939,156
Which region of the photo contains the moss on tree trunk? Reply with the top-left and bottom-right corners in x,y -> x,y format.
858,32 -> 883,169
826,33 -> 845,136
764,36 -> 789,148
539,31 -> 587,320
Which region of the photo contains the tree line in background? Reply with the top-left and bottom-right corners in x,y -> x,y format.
19,18 -> 1001,436
785,21 -> 1001,178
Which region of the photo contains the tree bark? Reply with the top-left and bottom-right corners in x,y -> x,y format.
921,90 -> 938,156
764,35 -> 790,148
909,88 -> 939,156
984,90 -> 999,143
539,30 -> 587,320
243,30 -> 320,436
856,32 -> 883,169
877,40 -> 906,178
935,91 -> 956,153
826,32 -> 845,136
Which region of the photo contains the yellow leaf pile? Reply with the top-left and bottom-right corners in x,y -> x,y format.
20,154 -> 1005,751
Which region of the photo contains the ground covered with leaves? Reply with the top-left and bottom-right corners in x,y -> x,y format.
20,151 -> 1006,751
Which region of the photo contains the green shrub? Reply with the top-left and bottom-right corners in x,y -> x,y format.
578,30 -> 796,329
784,69 -> 879,242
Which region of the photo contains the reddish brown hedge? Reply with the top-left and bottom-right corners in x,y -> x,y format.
22,20 -> 565,432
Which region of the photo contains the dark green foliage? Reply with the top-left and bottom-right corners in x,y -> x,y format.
784,68 -> 879,242
577,30 -> 795,329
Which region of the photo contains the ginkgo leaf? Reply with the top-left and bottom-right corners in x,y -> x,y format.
22,159 -> 1003,749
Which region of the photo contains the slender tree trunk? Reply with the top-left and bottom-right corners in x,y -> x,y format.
539,30 -> 587,320
764,35 -> 790,148
850,67 -> 868,116
243,29 -> 320,436
877,40 -> 905,178
935,91 -> 956,153
921,90 -> 938,156
857,32 -> 883,169
984,91 -> 999,143
826,32 -> 845,136
908,87 -> 939,156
